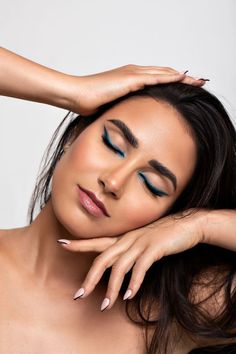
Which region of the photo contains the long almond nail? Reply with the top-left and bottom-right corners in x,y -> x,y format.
57,239 -> 71,245
194,77 -> 210,81
101,297 -> 110,311
123,289 -> 132,300
74,288 -> 85,300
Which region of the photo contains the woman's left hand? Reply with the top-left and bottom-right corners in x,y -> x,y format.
58,208 -> 207,310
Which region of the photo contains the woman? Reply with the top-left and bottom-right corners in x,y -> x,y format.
0,47 -> 235,354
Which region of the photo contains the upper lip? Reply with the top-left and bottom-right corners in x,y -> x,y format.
78,185 -> 110,217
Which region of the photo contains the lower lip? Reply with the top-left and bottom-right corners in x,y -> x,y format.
77,186 -> 106,218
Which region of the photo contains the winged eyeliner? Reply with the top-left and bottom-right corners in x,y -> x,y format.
106,119 -> 177,192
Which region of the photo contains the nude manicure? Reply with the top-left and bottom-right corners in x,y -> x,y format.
123,289 -> 132,300
101,297 -> 110,311
57,239 -> 71,245
73,287 -> 85,300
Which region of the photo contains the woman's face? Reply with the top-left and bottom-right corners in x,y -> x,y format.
51,96 -> 197,238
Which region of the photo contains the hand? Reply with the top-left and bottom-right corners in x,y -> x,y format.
69,65 -> 206,115
57,208 -> 206,311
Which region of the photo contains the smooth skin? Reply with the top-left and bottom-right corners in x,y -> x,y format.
0,47 -> 235,353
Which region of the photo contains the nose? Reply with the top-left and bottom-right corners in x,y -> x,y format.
98,162 -> 134,199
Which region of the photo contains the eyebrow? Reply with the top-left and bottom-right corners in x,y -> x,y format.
107,118 -> 177,192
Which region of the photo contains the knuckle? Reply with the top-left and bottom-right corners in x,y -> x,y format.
132,261 -> 143,274
112,262 -> 125,274
90,259 -> 107,275
125,63 -> 139,72
153,250 -> 162,262
91,258 -> 100,268
164,66 -> 173,71
92,255 -> 103,266
129,274 -> 143,290
125,63 -> 134,69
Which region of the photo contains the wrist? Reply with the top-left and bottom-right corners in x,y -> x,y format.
201,209 -> 236,249
0,47 -> 80,111
195,208 -> 213,244
185,208 -> 212,244
47,72 -> 79,112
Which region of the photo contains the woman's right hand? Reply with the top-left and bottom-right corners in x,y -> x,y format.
0,48 -> 207,113
69,65 -> 205,116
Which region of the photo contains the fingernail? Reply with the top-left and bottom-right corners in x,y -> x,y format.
73,287 -> 85,300
57,239 -> 71,245
194,77 -> 210,81
101,297 -> 110,311
123,289 -> 132,300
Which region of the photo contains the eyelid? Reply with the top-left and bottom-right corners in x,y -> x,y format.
102,126 -> 126,157
102,126 -> 168,197
139,172 -> 169,197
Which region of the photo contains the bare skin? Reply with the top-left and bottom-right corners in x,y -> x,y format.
0,230 -> 146,354
1,48 -> 235,352
0,97 -> 197,353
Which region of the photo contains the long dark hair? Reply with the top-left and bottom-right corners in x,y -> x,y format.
27,83 -> 236,354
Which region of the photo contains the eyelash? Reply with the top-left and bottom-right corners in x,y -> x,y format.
101,126 -> 168,198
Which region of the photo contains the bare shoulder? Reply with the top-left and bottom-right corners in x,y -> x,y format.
0,229 -> 12,259
0,228 -> 10,246
0,227 -> 16,243
0,227 -> 26,241
0,227 -> 23,260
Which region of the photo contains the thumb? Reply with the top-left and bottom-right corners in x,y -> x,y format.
57,237 -> 118,252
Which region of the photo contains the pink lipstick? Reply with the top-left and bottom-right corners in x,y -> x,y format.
77,185 -> 110,218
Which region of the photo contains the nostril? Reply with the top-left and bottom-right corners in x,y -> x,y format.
98,178 -> 119,198
98,178 -> 105,187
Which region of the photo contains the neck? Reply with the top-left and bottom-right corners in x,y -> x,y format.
9,200 -> 97,287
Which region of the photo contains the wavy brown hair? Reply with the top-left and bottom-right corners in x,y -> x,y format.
27,83 -> 236,354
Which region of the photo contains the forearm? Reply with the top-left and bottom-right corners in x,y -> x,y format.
0,47 -> 76,110
201,209 -> 236,251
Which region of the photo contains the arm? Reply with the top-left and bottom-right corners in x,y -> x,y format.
0,47 -> 202,116
201,208 -> 236,251
0,47 -> 75,110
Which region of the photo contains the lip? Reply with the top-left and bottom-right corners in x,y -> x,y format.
77,185 -> 110,218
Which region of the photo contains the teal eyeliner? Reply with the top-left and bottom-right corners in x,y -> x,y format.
101,126 -> 168,197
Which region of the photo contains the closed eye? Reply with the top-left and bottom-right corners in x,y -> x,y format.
102,125 -> 126,158
101,125 -> 169,198
138,173 -> 168,197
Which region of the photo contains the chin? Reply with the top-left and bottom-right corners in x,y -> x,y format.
50,182 -> 136,239
50,194 -> 104,239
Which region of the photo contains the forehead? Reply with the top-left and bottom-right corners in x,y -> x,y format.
98,96 -> 197,193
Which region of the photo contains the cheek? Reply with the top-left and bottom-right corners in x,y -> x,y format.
50,128 -> 178,238
114,194 -> 173,234
68,132 -> 106,177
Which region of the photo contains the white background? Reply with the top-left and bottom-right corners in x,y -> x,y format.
0,0 -> 235,228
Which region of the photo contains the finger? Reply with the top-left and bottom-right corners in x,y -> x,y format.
127,64 -> 180,74
100,245 -> 145,310
73,236 -> 137,299
57,236 -> 118,253
140,72 -> 186,86
180,75 -> 208,86
137,66 -> 179,74
122,247 -> 163,300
